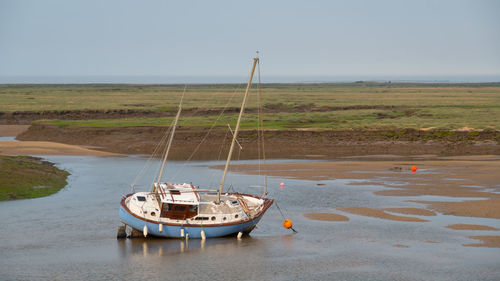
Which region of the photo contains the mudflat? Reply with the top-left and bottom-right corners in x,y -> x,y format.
15,124 -> 500,158
220,155 -> 500,247
220,156 -> 500,194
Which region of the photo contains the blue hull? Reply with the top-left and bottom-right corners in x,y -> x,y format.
119,195 -> 273,238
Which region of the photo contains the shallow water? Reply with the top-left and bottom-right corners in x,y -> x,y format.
1,156 -> 499,281
0,136 -> 17,141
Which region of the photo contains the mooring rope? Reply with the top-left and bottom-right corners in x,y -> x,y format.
275,201 -> 297,233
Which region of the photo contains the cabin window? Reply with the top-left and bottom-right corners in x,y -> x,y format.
211,216 -> 216,221
231,200 -> 238,205
235,214 -> 239,219
174,205 -> 186,212
170,190 -> 181,195
137,196 -> 146,202
194,217 -> 209,220
160,203 -> 198,220
160,203 -> 171,218
150,212 -> 156,216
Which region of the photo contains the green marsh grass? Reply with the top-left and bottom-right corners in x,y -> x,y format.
0,156 -> 70,201
2,83 -> 500,130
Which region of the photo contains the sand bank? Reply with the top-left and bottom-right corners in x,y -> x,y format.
392,244 -> 410,248
464,236 -> 500,248
415,198 -> 500,219
0,125 -> 29,137
383,208 -> 436,216
304,213 -> 349,222
338,208 -> 428,222
0,141 -> 121,157
445,224 -> 497,231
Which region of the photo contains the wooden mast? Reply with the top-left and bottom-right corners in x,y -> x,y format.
256,59 -> 268,196
216,57 -> 259,204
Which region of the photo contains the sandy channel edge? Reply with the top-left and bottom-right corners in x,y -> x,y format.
0,141 -> 122,157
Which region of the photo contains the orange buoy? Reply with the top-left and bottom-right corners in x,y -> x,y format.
283,219 -> 293,229
411,165 -> 417,172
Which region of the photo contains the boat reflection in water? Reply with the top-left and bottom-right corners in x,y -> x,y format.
117,236 -> 259,257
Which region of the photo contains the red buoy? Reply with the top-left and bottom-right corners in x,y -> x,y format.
411,165 -> 417,172
283,219 -> 293,229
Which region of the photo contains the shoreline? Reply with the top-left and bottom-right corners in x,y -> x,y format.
0,141 -> 122,157
1,125 -> 122,156
9,124 -> 500,159
1,123 -> 498,159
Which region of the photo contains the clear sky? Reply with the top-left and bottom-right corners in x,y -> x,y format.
1,0 -> 499,82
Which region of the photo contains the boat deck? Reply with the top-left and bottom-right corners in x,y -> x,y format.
123,191 -> 266,225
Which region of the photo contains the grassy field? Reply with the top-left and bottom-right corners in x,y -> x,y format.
0,156 -> 70,201
2,82 -> 500,130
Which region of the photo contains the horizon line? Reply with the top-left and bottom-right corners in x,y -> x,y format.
1,74 -> 499,84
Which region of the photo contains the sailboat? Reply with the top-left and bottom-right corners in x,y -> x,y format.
119,57 -> 274,238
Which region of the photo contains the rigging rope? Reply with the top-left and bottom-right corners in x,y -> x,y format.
130,121 -> 173,189
150,120 -> 176,188
206,129 -> 229,187
170,83 -> 243,182
274,201 -> 286,220
129,84 -> 239,191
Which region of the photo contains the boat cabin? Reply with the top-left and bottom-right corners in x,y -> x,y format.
156,183 -> 199,220
160,203 -> 197,220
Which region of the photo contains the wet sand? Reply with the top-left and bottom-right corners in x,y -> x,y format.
416,198 -> 500,219
0,141 -> 121,156
464,236 -> 500,248
424,240 -> 440,244
446,224 -> 497,231
338,208 -> 428,222
384,208 -> 436,216
304,212 -> 350,221
0,125 -> 29,136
